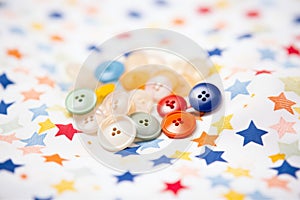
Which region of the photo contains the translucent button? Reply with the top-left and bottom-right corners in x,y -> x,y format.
97,115 -> 136,152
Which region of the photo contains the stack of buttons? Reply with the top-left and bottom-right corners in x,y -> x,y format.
65,54 -> 222,152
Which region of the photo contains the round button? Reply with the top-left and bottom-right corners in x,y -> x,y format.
145,76 -> 173,101
120,67 -> 151,90
188,83 -> 221,112
129,112 -> 161,140
97,90 -> 130,116
65,88 -> 97,115
94,61 -> 125,83
129,89 -> 153,113
73,112 -> 98,134
161,111 -> 196,138
95,83 -> 115,104
97,115 -> 136,152
157,95 -> 187,117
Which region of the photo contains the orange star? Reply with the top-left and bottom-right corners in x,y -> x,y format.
268,92 -> 296,114
21,89 -> 43,101
7,48 -> 22,59
51,35 -> 63,42
37,76 -> 55,87
43,154 -> 67,166
263,176 -> 290,190
191,131 -> 218,147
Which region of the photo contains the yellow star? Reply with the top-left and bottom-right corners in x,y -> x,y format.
280,77 -> 300,96
294,107 -> 300,119
223,190 -> 245,200
212,114 -> 233,134
52,180 -> 76,194
170,151 -> 192,161
225,167 -> 251,177
38,118 -> 56,134
208,64 -> 223,76
47,105 -> 72,118
269,153 -> 285,163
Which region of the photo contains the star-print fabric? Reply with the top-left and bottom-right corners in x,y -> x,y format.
1,0 -> 300,199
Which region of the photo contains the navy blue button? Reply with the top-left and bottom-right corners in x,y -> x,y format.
188,83 -> 221,112
94,61 -> 125,83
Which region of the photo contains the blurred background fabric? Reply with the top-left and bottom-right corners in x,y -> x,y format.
0,0 -> 300,199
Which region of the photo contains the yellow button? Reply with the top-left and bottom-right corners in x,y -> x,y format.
119,67 -> 152,90
95,83 -> 115,104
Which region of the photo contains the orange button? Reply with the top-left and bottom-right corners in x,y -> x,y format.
161,111 -> 196,139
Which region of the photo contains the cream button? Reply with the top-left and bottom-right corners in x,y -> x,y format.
97,90 -> 131,116
73,112 -> 98,134
145,76 -> 173,101
129,89 -> 153,113
97,115 -> 136,152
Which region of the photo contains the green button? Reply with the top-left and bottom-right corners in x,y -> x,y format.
65,88 -> 97,115
129,112 -> 161,140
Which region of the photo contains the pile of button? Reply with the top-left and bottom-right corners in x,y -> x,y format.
65,57 -> 222,152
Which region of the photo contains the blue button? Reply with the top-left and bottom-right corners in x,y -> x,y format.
188,83 -> 221,112
94,61 -> 125,83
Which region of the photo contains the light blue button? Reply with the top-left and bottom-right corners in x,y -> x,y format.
94,61 -> 125,83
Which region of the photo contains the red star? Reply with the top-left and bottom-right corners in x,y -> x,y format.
255,69 -> 273,75
246,10 -> 260,18
55,124 -> 81,140
285,45 -> 300,56
163,180 -> 187,195
197,6 -> 211,14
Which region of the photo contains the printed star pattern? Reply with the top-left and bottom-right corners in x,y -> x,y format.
236,121 -> 268,146
270,117 -> 296,138
55,124 -> 81,140
0,159 -> 23,173
268,92 -> 296,114
225,79 -> 250,99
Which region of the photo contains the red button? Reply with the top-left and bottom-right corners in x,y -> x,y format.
157,95 -> 187,117
161,111 -> 196,138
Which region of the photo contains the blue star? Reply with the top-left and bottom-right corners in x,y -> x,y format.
57,82 -> 71,91
282,60 -> 298,68
155,0 -> 168,6
208,175 -> 231,187
294,16 -> 300,24
248,191 -> 271,200
0,73 -> 14,89
195,147 -> 227,165
49,11 -> 63,19
128,11 -> 141,18
237,33 -> 253,40
136,139 -> 164,151
225,79 -> 250,99
29,104 -> 48,120
0,100 -> 14,115
87,45 -> 101,52
208,48 -> 223,56
236,120 -> 268,146
21,132 -> 46,146
258,48 -> 275,60
9,26 -> 25,35
115,171 -> 138,183
41,63 -> 56,74
0,159 -> 23,173
34,197 -> 53,200
151,155 -> 174,166
115,146 -> 140,157
271,160 -> 300,178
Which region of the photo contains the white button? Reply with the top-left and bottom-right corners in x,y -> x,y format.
97,115 -> 136,152
73,111 -> 98,134
97,91 -> 130,116
129,89 -> 154,113
145,76 -> 173,101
